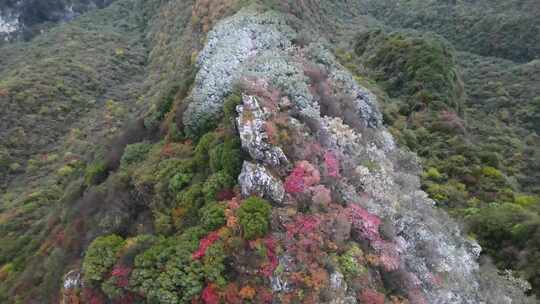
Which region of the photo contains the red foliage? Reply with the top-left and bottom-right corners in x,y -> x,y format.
260,237 -> 278,277
161,143 -> 176,157
192,231 -> 220,260
285,215 -> 321,239
111,265 -> 132,288
358,289 -> 385,304
257,287 -> 273,303
284,215 -> 325,266
227,197 -> 241,210
324,151 -> 340,177
83,288 -> 105,304
241,77 -> 281,109
201,284 -> 220,304
348,204 -> 382,242
224,284 -> 242,304
284,166 -> 306,194
217,189 -> 235,201
284,161 -> 320,194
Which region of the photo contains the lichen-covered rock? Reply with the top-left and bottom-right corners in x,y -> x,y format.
61,269 -> 82,304
238,161 -> 285,204
236,94 -> 288,167
305,42 -> 383,128
183,8 -> 295,136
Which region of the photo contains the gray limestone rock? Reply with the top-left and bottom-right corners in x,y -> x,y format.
238,161 -> 285,204
236,94 -> 289,167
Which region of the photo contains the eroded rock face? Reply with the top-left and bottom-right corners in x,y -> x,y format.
237,94 -> 288,167
239,161 -> 285,204
61,269 -> 82,304
188,5 -> 531,304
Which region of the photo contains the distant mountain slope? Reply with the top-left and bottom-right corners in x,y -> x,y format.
358,0 -> 540,62
333,1 -> 540,296
0,0 -> 538,303
0,0 -> 149,191
0,0 -> 116,42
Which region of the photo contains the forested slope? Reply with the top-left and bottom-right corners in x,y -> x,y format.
0,0 -> 538,303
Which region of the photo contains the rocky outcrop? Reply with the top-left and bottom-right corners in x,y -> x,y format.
183,9 -> 295,136
61,269 -> 82,304
186,5 -> 531,304
236,94 -> 288,167
239,161 -> 285,204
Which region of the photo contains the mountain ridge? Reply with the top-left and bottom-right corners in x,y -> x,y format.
0,0 -> 538,303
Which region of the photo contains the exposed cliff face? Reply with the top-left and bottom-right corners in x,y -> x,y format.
185,6 -> 531,303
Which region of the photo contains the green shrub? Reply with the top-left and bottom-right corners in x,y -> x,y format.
468,203 -> 530,253
201,242 -> 227,287
169,172 -> 193,193
223,92 -> 242,124
237,197 -> 272,240
57,165 -> 75,178
209,137 -> 242,177
425,180 -> 468,207
82,235 -> 125,284
481,166 -> 504,179
101,278 -> 124,299
157,159 -> 195,182
200,203 -> 226,231
186,112 -> 219,140
174,183 -> 206,228
203,171 -> 235,203
424,167 -> 443,181
514,195 -> 539,207
120,142 -> 152,168
194,132 -> 217,168
85,161 -> 108,186
357,30 -> 463,112
130,229 -> 209,304
338,244 -> 365,278
209,144 -> 225,173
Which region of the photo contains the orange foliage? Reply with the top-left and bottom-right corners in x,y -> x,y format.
307,267 -> 329,292
239,286 -> 256,300
365,254 -> 381,267
265,121 -> 279,145
225,209 -> 239,230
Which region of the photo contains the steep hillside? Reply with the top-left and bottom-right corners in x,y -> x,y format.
0,0 -> 538,303
332,4 -> 540,298
357,0 -> 540,62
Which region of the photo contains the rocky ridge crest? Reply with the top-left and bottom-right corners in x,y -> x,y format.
182,6 -> 531,303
